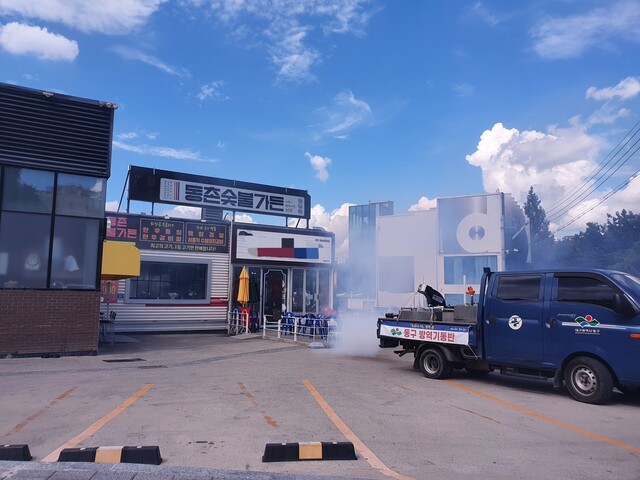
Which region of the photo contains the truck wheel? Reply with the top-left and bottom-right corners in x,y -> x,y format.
564,357 -> 613,404
419,348 -> 452,379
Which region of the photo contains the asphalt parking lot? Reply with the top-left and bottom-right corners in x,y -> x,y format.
1,326 -> 639,480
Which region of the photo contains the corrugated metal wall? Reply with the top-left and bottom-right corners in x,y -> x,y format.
0,83 -> 113,177
107,251 -> 230,332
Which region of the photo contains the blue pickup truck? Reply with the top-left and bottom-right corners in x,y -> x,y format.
377,268 -> 640,404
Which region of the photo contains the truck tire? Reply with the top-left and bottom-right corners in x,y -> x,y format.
419,348 -> 452,379
564,357 -> 613,405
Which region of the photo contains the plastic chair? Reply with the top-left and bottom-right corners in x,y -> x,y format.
282,312 -> 294,335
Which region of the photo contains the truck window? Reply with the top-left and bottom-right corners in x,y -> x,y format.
557,276 -> 615,310
495,275 -> 541,301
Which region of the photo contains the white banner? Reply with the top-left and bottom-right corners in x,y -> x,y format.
380,324 -> 469,345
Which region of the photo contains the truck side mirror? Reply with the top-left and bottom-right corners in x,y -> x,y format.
614,294 -> 637,317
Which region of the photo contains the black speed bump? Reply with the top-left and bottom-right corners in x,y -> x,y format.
0,444 -> 32,461
262,441 -> 357,462
58,446 -> 162,465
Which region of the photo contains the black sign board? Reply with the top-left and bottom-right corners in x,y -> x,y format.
106,212 -> 228,253
128,165 -> 311,220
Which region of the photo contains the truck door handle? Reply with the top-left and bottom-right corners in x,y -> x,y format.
549,317 -> 557,327
488,314 -> 495,324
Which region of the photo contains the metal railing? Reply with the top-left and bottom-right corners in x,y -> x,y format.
261,313 -> 339,347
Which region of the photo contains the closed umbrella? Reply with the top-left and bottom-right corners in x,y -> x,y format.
237,267 -> 250,305
237,267 -> 250,332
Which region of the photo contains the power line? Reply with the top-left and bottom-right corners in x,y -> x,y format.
551,166 -> 640,236
547,139 -> 640,223
546,120 -> 640,222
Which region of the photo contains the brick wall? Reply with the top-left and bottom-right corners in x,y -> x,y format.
0,290 -> 100,357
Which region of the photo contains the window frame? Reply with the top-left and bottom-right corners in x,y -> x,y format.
125,256 -> 211,304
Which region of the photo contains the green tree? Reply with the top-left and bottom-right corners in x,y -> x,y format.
524,186 -> 555,266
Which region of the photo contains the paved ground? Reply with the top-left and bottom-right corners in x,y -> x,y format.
1,325 -> 639,480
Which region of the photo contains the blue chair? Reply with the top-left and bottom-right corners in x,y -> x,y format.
282,312 -> 295,335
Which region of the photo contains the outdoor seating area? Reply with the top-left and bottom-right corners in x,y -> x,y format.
261,312 -> 339,347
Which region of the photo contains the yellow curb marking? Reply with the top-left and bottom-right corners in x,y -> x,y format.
303,379 -> 414,480
43,384 -> 153,462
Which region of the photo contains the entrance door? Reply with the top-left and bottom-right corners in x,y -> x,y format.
263,269 -> 286,323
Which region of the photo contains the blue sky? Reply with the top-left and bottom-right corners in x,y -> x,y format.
1,0 -> 639,260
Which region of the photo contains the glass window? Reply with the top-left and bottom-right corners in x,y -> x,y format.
318,269 -> 331,312
496,275 -> 541,301
2,167 -> 54,213
56,174 -> 105,218
50,217 -> 100,289
128,261 -> 209,303
292,269 -> 304,312
557,276 -> 615,310
305,269 -> 318,313
445,294 -> 464,306
444,255 -> 497,284
0,212 -> 51,288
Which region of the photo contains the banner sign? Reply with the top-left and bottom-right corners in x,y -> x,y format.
234,226 -> 333,265
379,324 -> 470,346
129,166 -> 311,219
106,212 -> 228,253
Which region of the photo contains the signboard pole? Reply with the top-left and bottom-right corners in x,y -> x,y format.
227,211 -> 235,332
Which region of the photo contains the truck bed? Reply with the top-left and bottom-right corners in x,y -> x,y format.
378,305 -> 478,347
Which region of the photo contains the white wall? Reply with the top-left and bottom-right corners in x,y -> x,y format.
376,209 -> 438,309
375,193 -> 509,309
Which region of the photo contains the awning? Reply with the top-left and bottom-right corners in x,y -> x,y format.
101,241 -> 141,281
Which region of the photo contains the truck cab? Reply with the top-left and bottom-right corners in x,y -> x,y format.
482,269 -> 640,403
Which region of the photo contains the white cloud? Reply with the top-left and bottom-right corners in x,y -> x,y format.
105,200 -> 119,212
158,205 -> 202,219
469,2 -> 500,26
111,46 -> 190,77
465,122 -> 615,233
0,22 -> 78,60
304,203 -> 353,263
531,1 -> 640,59
451,83 -> 475,97
113,140 -> 218,163
0,0 -> 164,34
587,106 -> 630,126
317,89 -> 372,138
199,0 -> 372,82
586,76 -> 640,101
197,81 -> 229,102
409,196 -> 437,212
305,152 -> 332,182
117,132 -> 138,140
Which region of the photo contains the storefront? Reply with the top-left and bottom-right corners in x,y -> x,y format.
113,166 -> 335,332
102,211 -> 229,332
230,224 -> 335,326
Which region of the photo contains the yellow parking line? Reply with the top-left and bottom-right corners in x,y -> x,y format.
3,387 -> 77,439
303,379 -> 414,480
42,384 -> 153,462
446,380 -> 640,455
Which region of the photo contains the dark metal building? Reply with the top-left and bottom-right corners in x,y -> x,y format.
0,82 -> 115,356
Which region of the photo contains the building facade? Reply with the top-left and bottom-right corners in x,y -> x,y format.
0,82 -> 115,356
371,193 -> 528,310
347,201 -> 393,309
